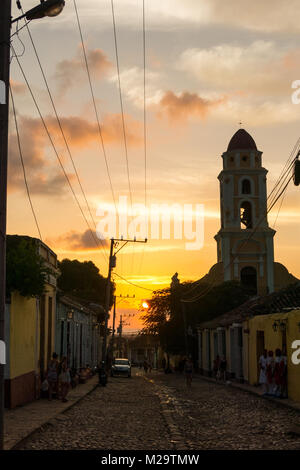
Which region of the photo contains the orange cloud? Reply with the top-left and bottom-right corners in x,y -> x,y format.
8,106 -> 142,196
10,79 -> 26,95
47,229 -> 108,251
55,48 -> 112,94
158,91 -> 226,121
45,113 -> 142,147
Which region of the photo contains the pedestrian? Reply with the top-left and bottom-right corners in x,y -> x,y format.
143,359 -> 148,374
59,356 -> 71,402
220,355 -> 227,381
184,357 -> 193,389
280,348 -> 288,398
273,348 -> 282,397
213,355 -> 221,381
266,350 -> 274,395
258,349 -> 268,395
47,352 -> 59,401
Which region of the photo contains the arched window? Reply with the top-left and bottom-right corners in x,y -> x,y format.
242,179 -> 251,194
240,201 -> 253,229
240,266 -> 257,294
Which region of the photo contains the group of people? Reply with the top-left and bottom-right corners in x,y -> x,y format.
42,352 -> 71,403
213,355 -> 227,382
259,348 -> 288,398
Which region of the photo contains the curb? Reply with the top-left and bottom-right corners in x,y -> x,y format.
8,380 -> 99,450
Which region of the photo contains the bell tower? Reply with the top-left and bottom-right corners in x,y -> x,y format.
214,129 -> 276,295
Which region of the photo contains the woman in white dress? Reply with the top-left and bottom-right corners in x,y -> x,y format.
259,349 -> 268,395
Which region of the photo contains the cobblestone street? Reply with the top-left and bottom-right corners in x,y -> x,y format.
18,370 -> 300,450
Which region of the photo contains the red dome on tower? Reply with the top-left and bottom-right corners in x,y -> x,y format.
227,129 -> 257,151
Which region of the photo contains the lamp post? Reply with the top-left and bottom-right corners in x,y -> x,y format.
0,0 -> 64,450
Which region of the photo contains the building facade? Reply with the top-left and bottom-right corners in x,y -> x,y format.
5,237 -> 58,408
55,294 -> 103,370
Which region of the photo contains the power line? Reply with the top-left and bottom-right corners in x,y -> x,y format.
21,16 -> 108,263
110,0 -> 133,209
73,0 -> 118,215
181,150 -> 297,303
11,45 -> 107,256
9,84 -> 42,240
114,272 -> 154,292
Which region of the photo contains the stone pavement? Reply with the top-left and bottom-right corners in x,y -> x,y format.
194,373 -> 300,413
4,375 -> 98,450
15,369 -> 300,450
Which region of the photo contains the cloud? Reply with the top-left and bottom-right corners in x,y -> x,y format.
45,113 -> 142,147
7,108 -> 142,195
158,90 -> 227,121
110,67 -> 164,108
53,0 -> 300,34
178,41 -> 290,96
10,79 -> 26,95
55,47 -> 112,95
47,229 -> 108,251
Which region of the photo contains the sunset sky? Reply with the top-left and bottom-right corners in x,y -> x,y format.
7,0 -> 300,331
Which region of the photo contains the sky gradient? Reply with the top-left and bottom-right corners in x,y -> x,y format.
7,0 -> 300,331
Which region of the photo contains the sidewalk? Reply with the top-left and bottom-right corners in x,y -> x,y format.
195,372 -> 300,413
4,375 -> 99,450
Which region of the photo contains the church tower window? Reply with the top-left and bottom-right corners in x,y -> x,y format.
240,201 -> 253,229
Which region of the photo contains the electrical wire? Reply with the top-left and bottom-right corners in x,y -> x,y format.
110,0 -> 133,209
9,84 -> 43,240
73,0 -> 118,215
114,272 -> 154,292
12,45 -> 107,257
21,16 -> 108,263
181,153 -> 296,303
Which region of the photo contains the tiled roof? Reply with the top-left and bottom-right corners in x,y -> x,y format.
198,282 -> 300,329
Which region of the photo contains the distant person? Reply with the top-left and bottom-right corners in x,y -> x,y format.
273,348 -> 282,397
143,360 -> 148,374
47,352 -> 59,401
59,356 -> 71,402
220,356 -> 227,381
184,357 -> 193,389
259,349 -> 268,395
213,355 -> 221,381
266,350 -> 274,395
281,348 -> 288,398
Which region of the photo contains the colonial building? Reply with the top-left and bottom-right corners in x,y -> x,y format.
197,282 -> 300,403
203,128 -> 297,295
55,294 -> 103,370
5,236 -> 58,408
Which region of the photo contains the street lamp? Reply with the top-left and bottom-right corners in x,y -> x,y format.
11,0 -> 65,23
0,0 -> 64,451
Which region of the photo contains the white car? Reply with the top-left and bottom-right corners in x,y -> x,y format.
111,358 -> 131,378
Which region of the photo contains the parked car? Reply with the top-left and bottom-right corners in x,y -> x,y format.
111,358 -> 131,378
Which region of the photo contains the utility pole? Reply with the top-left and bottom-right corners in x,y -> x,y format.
111,294 -> 135,359
101,238 -> 115,369
0,0 -> 64,450
101,237 -> 147,370
0,0 -> 11,451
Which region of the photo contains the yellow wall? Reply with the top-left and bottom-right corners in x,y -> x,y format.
10,292 -> 36,379
248,310 -> 300,403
